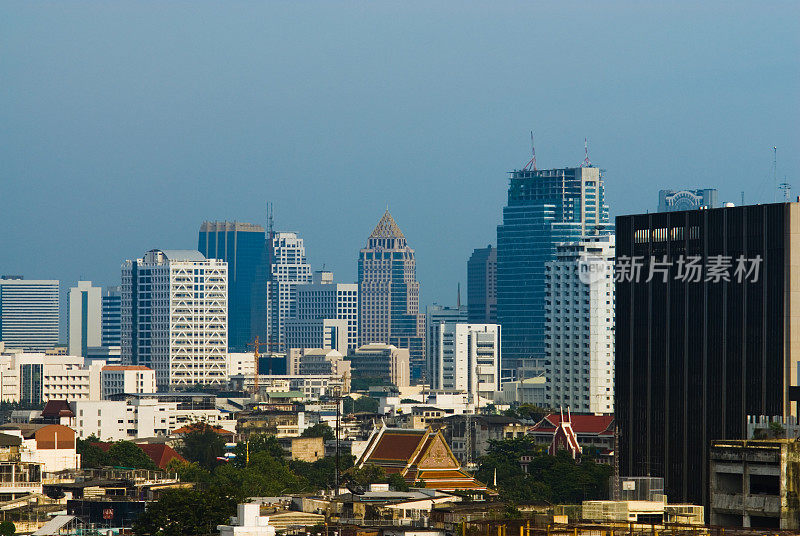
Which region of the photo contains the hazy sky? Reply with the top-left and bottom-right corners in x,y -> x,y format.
2,2 -> 799,317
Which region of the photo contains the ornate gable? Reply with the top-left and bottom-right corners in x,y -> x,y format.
415,432 -> 459,470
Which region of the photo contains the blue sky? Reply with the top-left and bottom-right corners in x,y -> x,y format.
2,1 -> 798,316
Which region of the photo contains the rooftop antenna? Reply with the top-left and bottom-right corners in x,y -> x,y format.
773,147 -> 778,203
780,179 -> 791,202
457,283 -> 461,309
581,138 -> 591,167
523,131 -> 537,171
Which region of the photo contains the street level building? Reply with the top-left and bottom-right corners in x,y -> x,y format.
358,211 -> 425,380
710,439 -> 799,530
616,202 -> 800,508
497,166 -> 610,376
121,249 -> 228,390
0,277 -> 59,352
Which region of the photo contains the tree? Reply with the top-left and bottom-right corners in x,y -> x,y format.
106,441 -> 160,470
290,455 -> 355,491
301,423 -> 334,441
387,472 -> 409,492
132,488 -> 236,536
769,421 -> 786,438
213,452 -> 307,500
0,520 -> 15,536
76,436 -> 109,468
232,434 -> 284,467
178,423 -> 226,470
165,459 -> 213,485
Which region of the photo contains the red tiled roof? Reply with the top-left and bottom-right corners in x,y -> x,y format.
530,414 -> 614,435
91,442 -> 187,470
369,430 -> 427,461
41,400 -> 74,418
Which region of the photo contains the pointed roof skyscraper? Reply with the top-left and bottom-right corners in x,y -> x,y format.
367,210 -> 407,249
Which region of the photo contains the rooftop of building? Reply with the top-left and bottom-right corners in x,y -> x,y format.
369,210 -> 405,240
530,414 -> 614,435
199,221 -> 265,233
101,365 -> 152,371
152,249 -> 206,261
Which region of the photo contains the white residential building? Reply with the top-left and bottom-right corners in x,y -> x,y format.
425,304 -> 468,382
268,232 -> 312,352
71,398 -> 178,441
68,281 -> 102,357
544,235 -> 615,414
0,353 -> 103,404
121,249 -> 228,390
285,318 -> 348,355
226,352 -> 256,378
0,277 -> 59,352
295,271 -> 358,352
428,323 -> 501,403
101,365 -> 157,399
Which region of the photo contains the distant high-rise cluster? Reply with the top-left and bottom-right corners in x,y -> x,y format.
0,276 -> 59,352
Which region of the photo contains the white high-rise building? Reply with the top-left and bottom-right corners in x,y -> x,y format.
68,281 -> 102,357
121,250 -> 228,390
425,303 -> 468,382
544,235 -> 614,414
295,270 -> 358,352
268,232 -> 312,352
0,277 -> 59,352
428,323 -> 501,402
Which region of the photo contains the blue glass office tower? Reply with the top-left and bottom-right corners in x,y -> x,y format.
199,221 -> 268,352
496,166 -> 611,373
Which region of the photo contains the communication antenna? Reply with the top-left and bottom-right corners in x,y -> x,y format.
522,131 -> 537,171
773,147 -> 778,202
581,138 -> 591,167
780,179 -> 792,202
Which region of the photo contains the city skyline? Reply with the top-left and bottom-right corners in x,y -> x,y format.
3,3 -> 797,314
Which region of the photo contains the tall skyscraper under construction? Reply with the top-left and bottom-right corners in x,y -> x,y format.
358,211 -> 426,380
497,164 -> 611,374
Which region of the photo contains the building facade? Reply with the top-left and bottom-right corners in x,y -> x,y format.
101,286 -> 122,348
348,343 -> 410,389
615,202 -> 800,507
0,353 -> 103,404
428,323 -> 501,403
0,277 -> 59,352
658,189 -> 719,212
101,365 -> 157,399
467,246 -> 497,324
121,249 -> 228,390
358,211 -> 425,380
545,235 -> 615,414
68,281 -> 102,357
425,304 -> 468,374
268,232 -> 312,352
295,271 -> 358,352
497,166 -> 610,375
285,318 -> 348,355
198,221 -> 268,352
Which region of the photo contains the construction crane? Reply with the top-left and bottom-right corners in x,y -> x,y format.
248,336 -> 265,399
522,131 -> 537,171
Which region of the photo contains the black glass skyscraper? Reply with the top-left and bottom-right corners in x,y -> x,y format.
497,166 -> 610,373
199,221 -> 268,351
467,245 -> 497,324
616,202 -> 800,508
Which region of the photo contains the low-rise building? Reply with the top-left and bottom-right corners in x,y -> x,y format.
230,374 -> 349,400
237,404 -> 308,438
710,439 -> 800,531
298,349 -> 350,379
582,500 -> 703,525
498,376 -> 547,406
0,432 -> 42,500
528,413 -> 614,462
0,423 -> 79,473
0,353 -> 103,403
348,344 -> 409,389
101,365 -> 156,399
